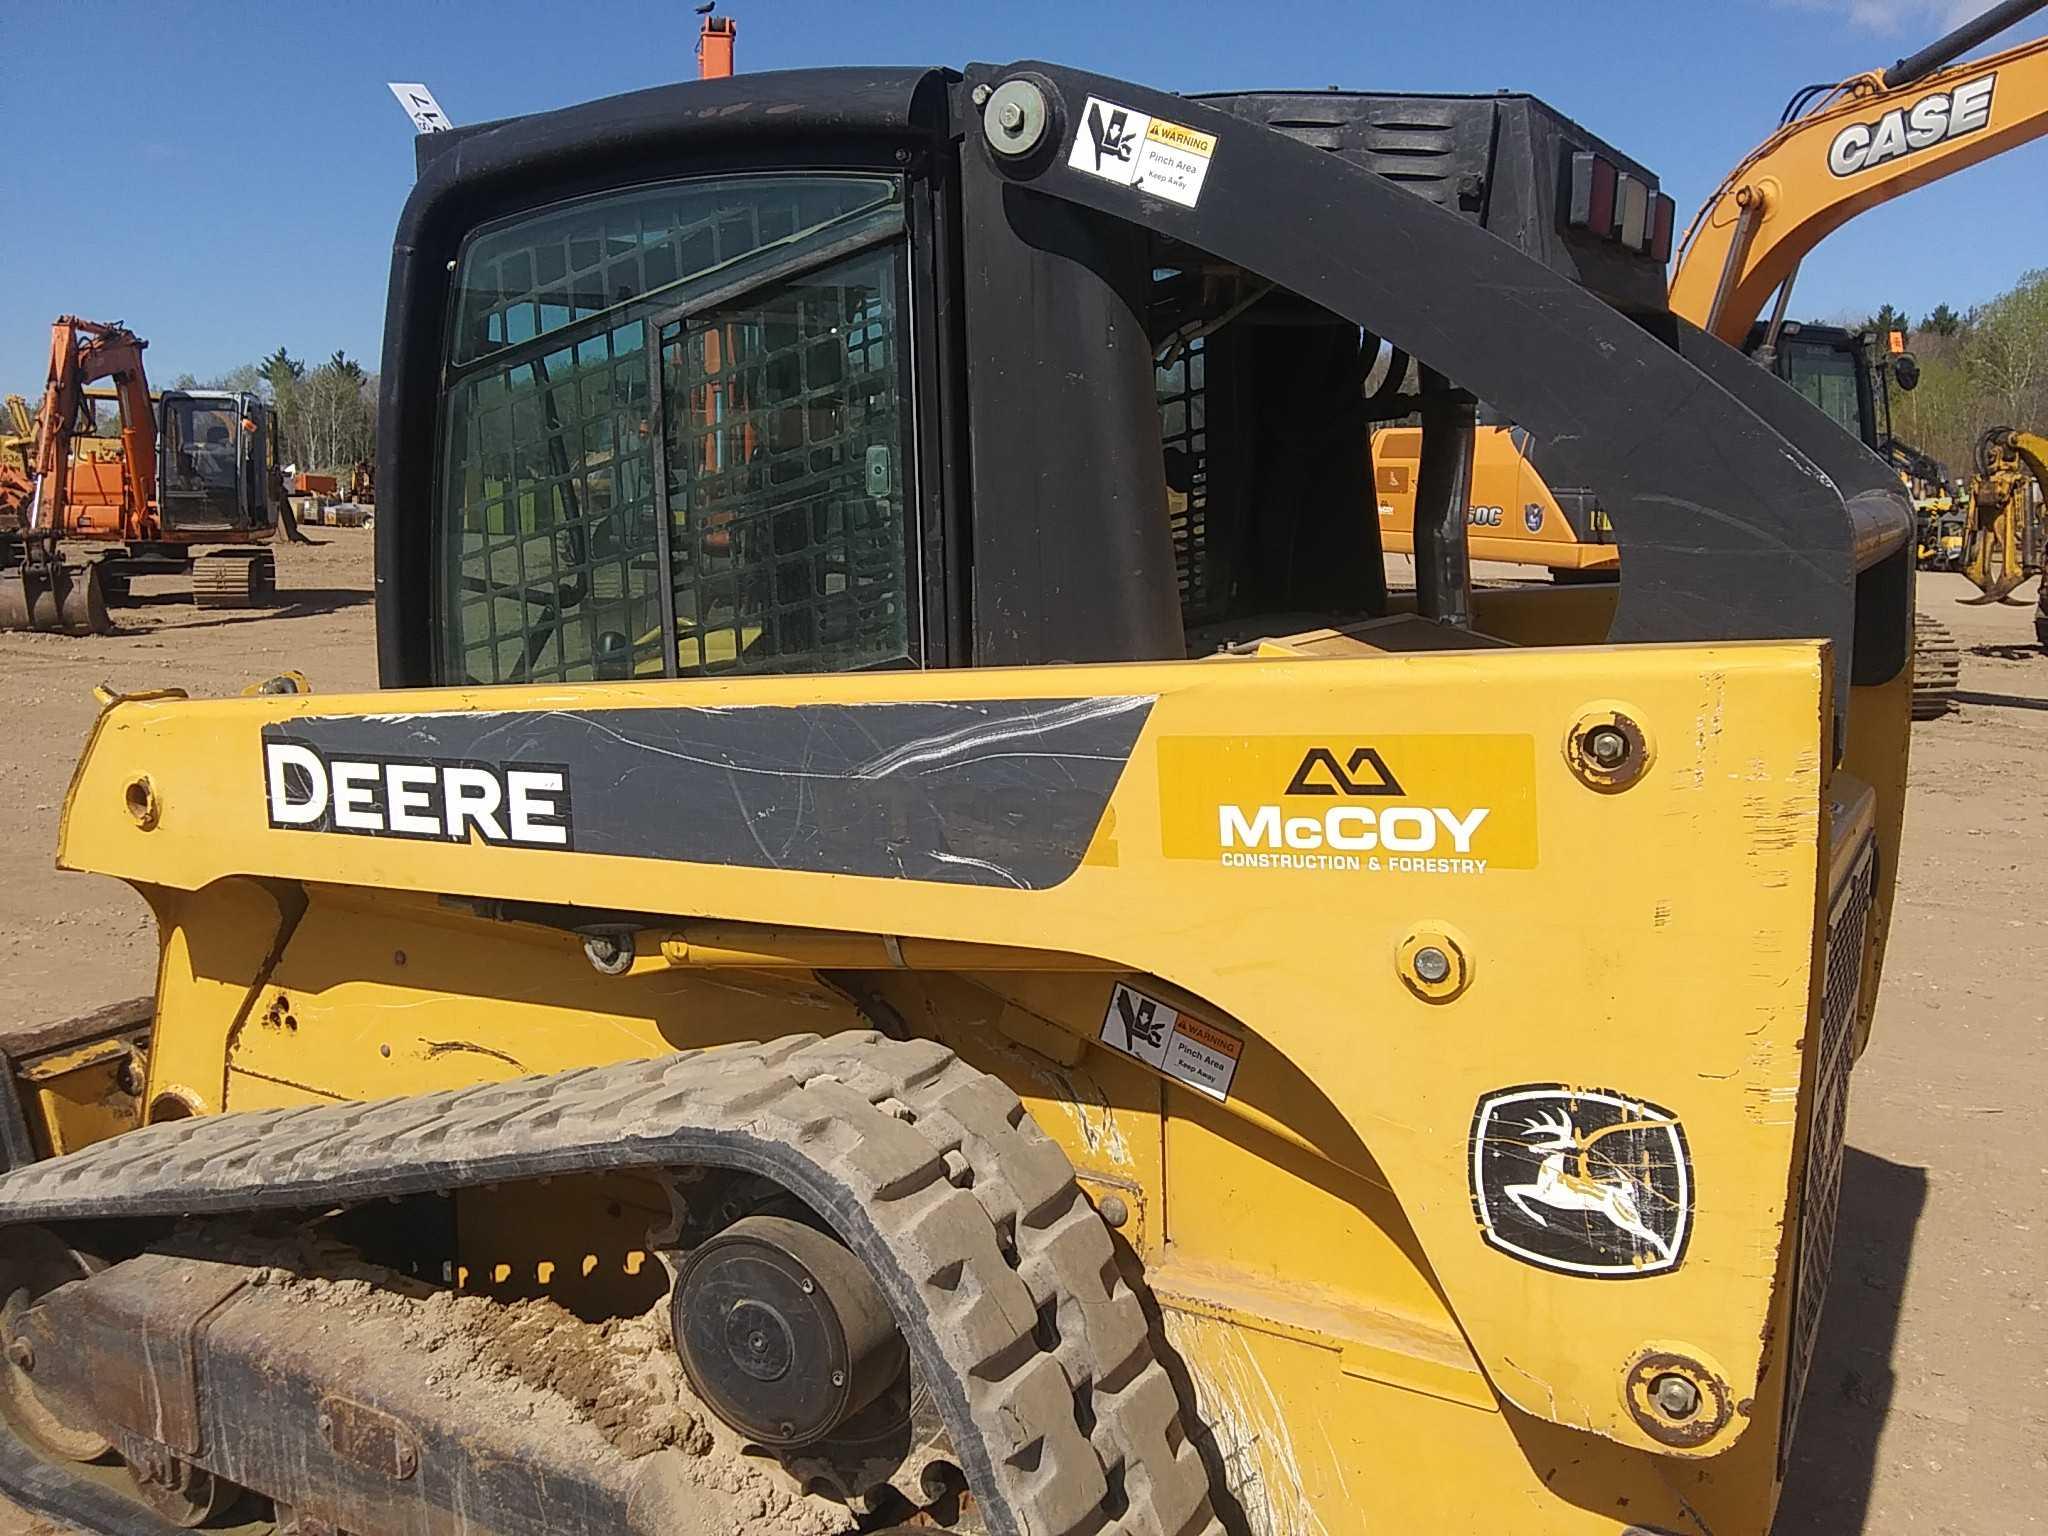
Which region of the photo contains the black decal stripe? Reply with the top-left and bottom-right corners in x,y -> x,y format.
260,696 -> 1154,890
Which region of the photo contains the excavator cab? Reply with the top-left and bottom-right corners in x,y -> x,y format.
0,62 -> 1918,1536
156,390 -> 273,532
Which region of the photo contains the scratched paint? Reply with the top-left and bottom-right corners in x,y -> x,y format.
1028,1060 -> 1134,1170
1160,1308 -> 1329,1536
1687,669 -> 1727,790
259,696 -> 1154,889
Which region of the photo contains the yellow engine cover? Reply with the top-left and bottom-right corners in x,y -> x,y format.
57,641 -> 1877,1534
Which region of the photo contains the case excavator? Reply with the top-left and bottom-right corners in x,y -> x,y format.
1374,0 -> 2048,711
0,58 -> 1913,1536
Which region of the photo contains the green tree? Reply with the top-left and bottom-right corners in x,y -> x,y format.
1921,303 -> 1962,337
169,363 -> 264,393
1966,268 -> 2048,427
1866,303 -> 1911,341
301,357 -> 377,470
262,348 -> 307,465
260,348 -> 303,391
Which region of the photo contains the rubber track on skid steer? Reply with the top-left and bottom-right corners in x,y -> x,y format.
0,1033 -> 1220,1536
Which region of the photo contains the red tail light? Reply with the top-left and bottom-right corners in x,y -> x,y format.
1649,193 -> 1675,263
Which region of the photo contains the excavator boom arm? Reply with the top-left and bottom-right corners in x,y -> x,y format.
1671,14 -> 2048,340
29,317 -> 155,536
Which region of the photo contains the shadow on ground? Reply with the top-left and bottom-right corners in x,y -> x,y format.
1951,688 -> 2048,712
111,588 -> 374,630
1772,1148 -> 1928,1534
1966,642 -> 2043,662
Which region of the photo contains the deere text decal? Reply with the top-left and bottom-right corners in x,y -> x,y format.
265,739 -> 573,848
1158,734 -> 1537,874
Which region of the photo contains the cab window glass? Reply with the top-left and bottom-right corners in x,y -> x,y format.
1781,341 -> 1864,443
657,245 -> 911,677
436,174 -> 909,685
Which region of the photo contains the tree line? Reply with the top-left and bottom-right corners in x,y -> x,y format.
170,348 -> 377,473
1865,271 -> 2048,482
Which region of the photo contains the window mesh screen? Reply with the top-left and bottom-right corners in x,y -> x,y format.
438,174 -> 911,685
451,176 -> 897,368
659,247 -> 910,676
442,319 -> 664,684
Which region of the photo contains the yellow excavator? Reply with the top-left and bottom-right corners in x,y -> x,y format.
1959,426 -> 2048,643
0,396 -> 33,529
0,52 -> 1914,1536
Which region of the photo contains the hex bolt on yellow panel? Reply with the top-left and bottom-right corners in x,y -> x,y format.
1397,924 -> 1473,1002
1622,1344 -> 1737,1453
1564,703 -> 1654,791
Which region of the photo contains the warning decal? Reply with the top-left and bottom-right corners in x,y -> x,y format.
1067,97 -> 1217,208
1098,983 -> 1243,1100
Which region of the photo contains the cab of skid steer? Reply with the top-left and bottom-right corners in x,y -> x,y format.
371,64 -> 1912,932
376,71 -> 1910,700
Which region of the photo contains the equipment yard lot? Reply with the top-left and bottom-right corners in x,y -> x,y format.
0,543 -> 2040,1535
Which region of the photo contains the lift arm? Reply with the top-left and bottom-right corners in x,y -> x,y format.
28,318 -> 154,537
1670,0 -> 2048,341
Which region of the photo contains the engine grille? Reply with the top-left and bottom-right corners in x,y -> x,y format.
1780,835 -> 1877,1474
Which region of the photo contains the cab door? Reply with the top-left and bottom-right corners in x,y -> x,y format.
156,392 -> 252,530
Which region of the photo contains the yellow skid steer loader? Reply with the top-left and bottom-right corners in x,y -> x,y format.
0,60 -> 1913,1536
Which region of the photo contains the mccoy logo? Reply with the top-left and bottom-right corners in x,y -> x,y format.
263,737 -> 573,849
1828,73 -> 1994,177
1157,733 -> 1537,875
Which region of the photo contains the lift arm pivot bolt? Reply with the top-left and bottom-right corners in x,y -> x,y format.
1650,1372 -> 1700,1420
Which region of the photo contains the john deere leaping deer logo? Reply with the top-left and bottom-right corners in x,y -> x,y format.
1470,1085 -> 1692,1277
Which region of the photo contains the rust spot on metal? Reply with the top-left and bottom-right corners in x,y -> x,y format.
1565,708 -> 1651,792
1622,1348 -> 1733,1449
318,1395 -> 421,1481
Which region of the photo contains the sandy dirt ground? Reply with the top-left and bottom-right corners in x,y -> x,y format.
0,544 -> 2040,1533
0,531 -> 378,1027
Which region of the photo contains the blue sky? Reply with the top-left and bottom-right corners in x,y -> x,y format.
2,0 -> 2038,391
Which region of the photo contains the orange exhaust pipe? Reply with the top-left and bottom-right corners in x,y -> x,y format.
698,12 -> 736,79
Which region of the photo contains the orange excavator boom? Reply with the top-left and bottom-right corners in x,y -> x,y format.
28,316 -> 155,540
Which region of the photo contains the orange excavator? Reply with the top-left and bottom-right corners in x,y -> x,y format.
0,317 -> 280,633
1376,0 -> 2048,580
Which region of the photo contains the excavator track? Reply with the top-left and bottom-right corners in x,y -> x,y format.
0,1032 -> 1220,1536
189,548 -> 275,610
1912,610 -> 1962,718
